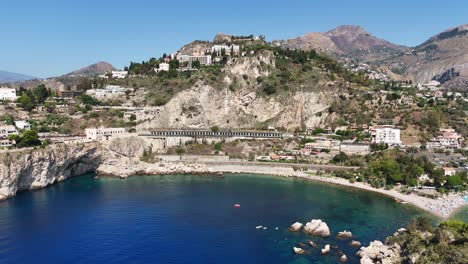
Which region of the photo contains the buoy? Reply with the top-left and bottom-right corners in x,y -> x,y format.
234,204 -> 241,208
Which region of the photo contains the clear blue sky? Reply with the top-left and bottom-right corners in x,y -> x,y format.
1,0 -> 467,78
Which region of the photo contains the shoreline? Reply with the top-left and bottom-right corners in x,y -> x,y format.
97,160 -> 467,219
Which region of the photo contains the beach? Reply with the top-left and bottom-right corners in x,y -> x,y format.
205,163 -> 467,219
97,159 -> 467,219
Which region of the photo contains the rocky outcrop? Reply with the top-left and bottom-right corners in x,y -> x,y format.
137,51 -> 332,131
97,160 -> 213,178
321,244 -> 330,255
0,143 -> 102,200
289,222 -> 303,232
303,219 -> 331,237
337,230 -> 353,239
349,240 -> 362,247
340,254 -> 348,262
357,240 -> 400,264
293,247 -> 305,254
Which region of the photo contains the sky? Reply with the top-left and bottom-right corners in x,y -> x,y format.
1,0 -> 467,78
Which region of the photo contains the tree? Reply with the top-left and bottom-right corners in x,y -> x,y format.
192,60 -> 201,69
214,142 -> 223,151
32,84 -> 49,104
20,130 -> 41,147
332,152 -> 348,164
446,175 -> 463,187
2,115 -> 14,125
211,126 -> 219,132
129,114 -> 136,121
17,94 -> 34,111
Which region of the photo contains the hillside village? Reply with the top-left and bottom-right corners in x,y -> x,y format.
0,32 -> 467,197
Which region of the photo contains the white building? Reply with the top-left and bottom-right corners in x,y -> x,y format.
0,87 -> 17,101
86,85 -> 132,99
427,129 -> 463,149
111,71 -> 128,79
176,54 -> 212,66
211,44 -> 240,55
0,125 -> 18,138
155,62 -> 170,73
14,120 -> 31,130
85,127 -> 127,141
372,126 -> 401,146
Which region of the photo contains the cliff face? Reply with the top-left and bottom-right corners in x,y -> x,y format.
138,50 -> 333,131
0,143 -> 102,200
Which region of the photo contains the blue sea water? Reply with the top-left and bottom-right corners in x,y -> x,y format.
0,174 -> 434,264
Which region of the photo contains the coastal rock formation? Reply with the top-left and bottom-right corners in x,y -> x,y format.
289,222 -> 303,232
97,160 -> 212,178
308,241 -> 317,247
293,247 -> 305,254
340,254 -> 348,262
337,230 -> 353,239
136,50 -> 333,131
303,219 -> 331,237
0,143 -> 102,200
357,240 -> 400,264
321,244 -> 330,255
349,240 -> 362,247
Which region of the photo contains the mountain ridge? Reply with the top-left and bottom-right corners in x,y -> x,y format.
65,61 -> 117,77
0,70 -> 37,83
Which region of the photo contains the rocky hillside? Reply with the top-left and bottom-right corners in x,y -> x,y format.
279,24 -> 468,90
383,24 -> 468,90
0,143 -> 102,200
65,61 -> 117,77
137,50 -> 338,131
277,25 -> 409,63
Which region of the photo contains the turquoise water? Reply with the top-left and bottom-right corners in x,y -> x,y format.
0,174 -> 434,264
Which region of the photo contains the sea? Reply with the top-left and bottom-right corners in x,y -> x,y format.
0,173 -> 437,264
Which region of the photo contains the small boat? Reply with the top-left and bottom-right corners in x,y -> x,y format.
234,204 -> 241,208
256,226 -> 263,229
263,227 -> 267,230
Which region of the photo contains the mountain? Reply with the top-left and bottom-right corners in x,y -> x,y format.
65,61 -> 117,77
278,24 -> 468,90
277,25 -> 410,63
383,24 -> 468,89
0,70 -> 36,83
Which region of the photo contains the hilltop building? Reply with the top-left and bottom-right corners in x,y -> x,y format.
14,120 -> 31,130
176,54 -> 212,66
371,125 -> 401,146
0,87 -> 17,101
427,129 -> 464,149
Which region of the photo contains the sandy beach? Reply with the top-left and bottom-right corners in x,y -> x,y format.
205,163 -> 468,219
97,159 -> 467,219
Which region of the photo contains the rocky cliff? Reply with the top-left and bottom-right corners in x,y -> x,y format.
0,143 -> 102,200
137,50 -> 333,131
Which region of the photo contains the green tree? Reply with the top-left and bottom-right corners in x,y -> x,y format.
446,175 -> 463,187
32,84 -> 49,104
17,94 -> 35,111
192,60 -> 201,69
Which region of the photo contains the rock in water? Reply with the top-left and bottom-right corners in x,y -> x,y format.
289,222 -> 303,232
303,219 -> 331,237
293,247 -> 305,254
340,254 -> 348,262
357,240 -> 401,263
321,244 -> 330,255
349,240 -> 362,247
337,230 -> 353,239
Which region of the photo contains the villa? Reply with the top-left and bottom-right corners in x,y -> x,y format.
0,87 -> 17,101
